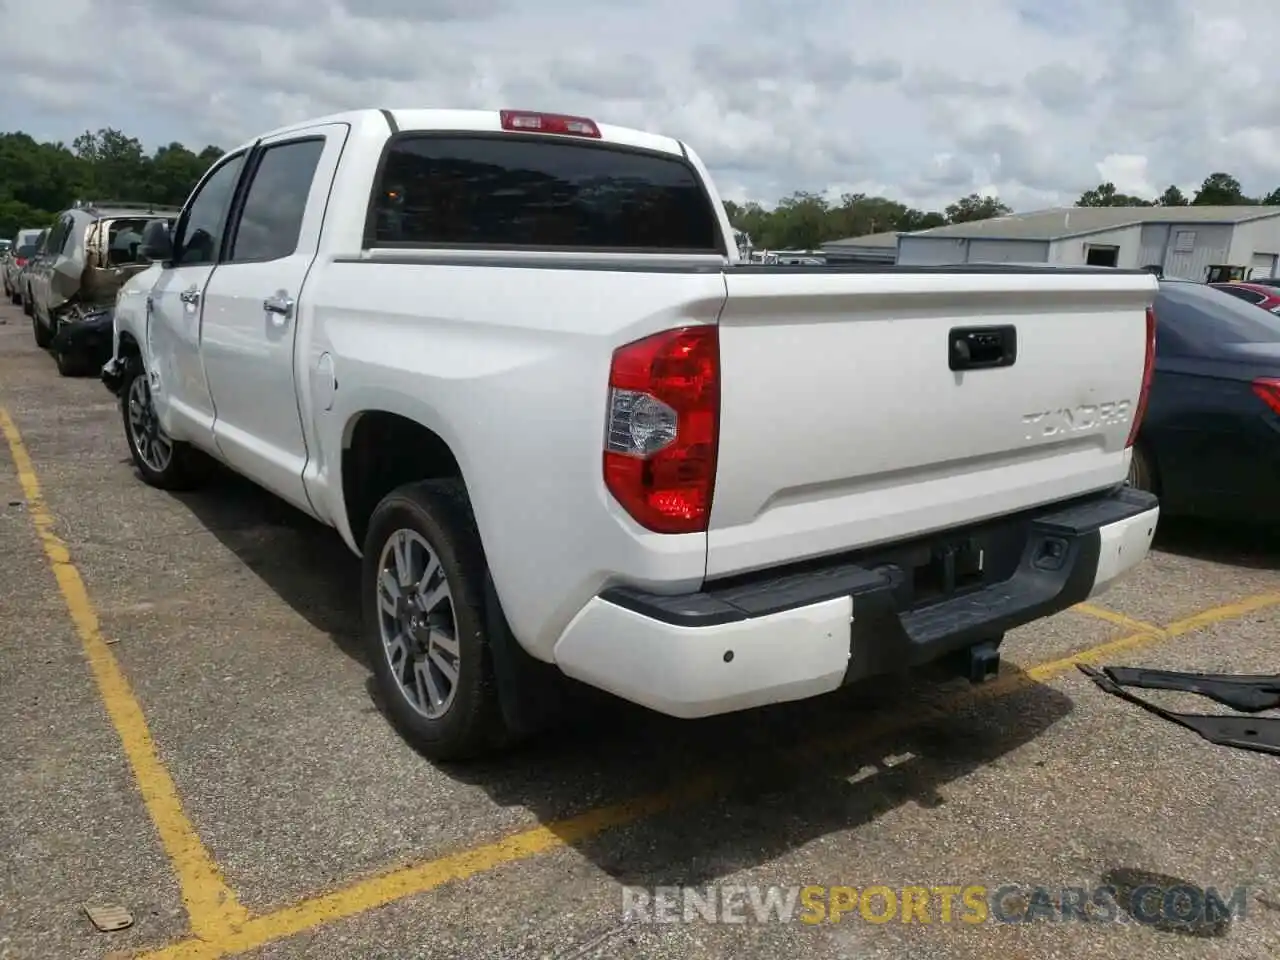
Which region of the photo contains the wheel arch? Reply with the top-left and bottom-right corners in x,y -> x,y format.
339,408 -> 469,554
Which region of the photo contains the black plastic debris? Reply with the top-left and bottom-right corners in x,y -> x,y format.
1079,664 -> 1280,756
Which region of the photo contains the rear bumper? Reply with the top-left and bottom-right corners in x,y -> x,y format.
552,486 -> 1159,718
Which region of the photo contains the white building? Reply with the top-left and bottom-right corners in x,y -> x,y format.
824,206 -> 1280,280
821,230 -> 899,265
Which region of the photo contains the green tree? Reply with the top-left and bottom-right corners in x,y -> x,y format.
1157,185 -> 1189,206
1193,172 -> 1250,205
767,191 -> 832,249
147,142 -> 223,207
945,193 -> 1012,224
722,190 -> 953,250
0,126 -> 224,241
1261,188 -> 1280,205
1076,182 -> 1151,207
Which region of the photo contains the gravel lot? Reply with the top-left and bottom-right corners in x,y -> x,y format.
1,299 -> 1278,960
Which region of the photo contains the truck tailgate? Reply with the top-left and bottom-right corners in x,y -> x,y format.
707,267 -> 1157,578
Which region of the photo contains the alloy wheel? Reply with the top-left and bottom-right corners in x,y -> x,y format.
375,528 -> 461,720
126,373 -> 174,473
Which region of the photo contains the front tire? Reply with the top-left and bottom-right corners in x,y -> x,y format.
119,358 -> 210,490
54,344 -> 89,377
32,313 -> 51,348
362,479 -> 511,762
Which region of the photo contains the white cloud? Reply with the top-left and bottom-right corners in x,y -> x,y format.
6,0 -> 1280,213
1095,155 -> 1156,199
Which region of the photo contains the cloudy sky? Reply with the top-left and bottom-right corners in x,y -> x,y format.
4,0 -> 1279,213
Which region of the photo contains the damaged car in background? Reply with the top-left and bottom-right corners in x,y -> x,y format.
4,227 -> 45,304
27,200 -> 180,375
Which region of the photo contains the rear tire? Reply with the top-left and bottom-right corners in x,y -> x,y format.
1126,443 -> 1157,494
362,479 -> 513,762
119,358 -> 211,490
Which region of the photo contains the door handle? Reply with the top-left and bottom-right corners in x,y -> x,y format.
263,292 -> 294,321
179,287 -> 200,306
948,325 -> 1017,371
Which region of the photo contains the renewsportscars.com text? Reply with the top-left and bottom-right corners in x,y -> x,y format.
621,883 -> 1249,926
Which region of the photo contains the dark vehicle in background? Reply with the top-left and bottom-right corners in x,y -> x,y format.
1210,281 -> 1280,314
28,201 -> 180,376
1128,279 -> 1280,524
4,227 -> 45,303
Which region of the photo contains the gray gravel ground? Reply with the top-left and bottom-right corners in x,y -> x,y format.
1,300 -> 1278,960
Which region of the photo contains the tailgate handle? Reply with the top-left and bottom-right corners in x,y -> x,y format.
949,325 -> 1017,371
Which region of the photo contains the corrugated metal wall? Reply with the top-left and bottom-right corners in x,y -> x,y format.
1138,225 -> 1169,268
896,236 -> 968,265
1163,224 -> 1232,281
1227,216 -> 1280,273
896,237 -> 1049,265
966,239 -> 1051,263
1050,226 -> 1141,266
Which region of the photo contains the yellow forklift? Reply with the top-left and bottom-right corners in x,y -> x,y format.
1204,264 -> 1252,283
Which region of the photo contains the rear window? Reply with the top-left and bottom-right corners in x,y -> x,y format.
1214,284 -> 1266,305
15,244 -> 37,258
1156,282 -> 1280,348
367,134 -> 722,253
103,218 -> 156,265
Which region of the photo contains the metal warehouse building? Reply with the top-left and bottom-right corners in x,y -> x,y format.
824,206 -> 1280,280
821,230 -> 899,265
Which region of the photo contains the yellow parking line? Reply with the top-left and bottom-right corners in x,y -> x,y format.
1072,602 -> 1161,635
0,408 -> 249,941
129,588 -> 1280,960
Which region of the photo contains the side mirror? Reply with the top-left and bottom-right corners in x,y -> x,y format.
138,219 -> 174,263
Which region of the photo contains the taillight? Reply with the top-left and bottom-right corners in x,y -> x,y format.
1252,378 -> 1280,416
603,326 -> 719,534
15,257 -> 27,267
1127,305 -> 1157,448
499,110 -> 601,138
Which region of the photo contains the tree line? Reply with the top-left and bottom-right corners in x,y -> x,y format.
0,128 -> 225,242
4,126 -> 1278,254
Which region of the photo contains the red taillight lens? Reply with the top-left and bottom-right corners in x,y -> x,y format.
1252,378 -> 1280,416
603,326 -> 719,534
499,110 -> 601,138
1126,305 -> 1157,448
15,257 -> 27,267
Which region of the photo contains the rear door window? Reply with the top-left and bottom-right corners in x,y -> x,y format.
368,134 -> 722,253
227,138 -> 325,262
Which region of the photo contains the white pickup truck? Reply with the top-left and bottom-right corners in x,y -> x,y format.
100,107 -> 1161,760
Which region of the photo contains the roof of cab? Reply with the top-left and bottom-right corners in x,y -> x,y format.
231,108 -> 685,157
